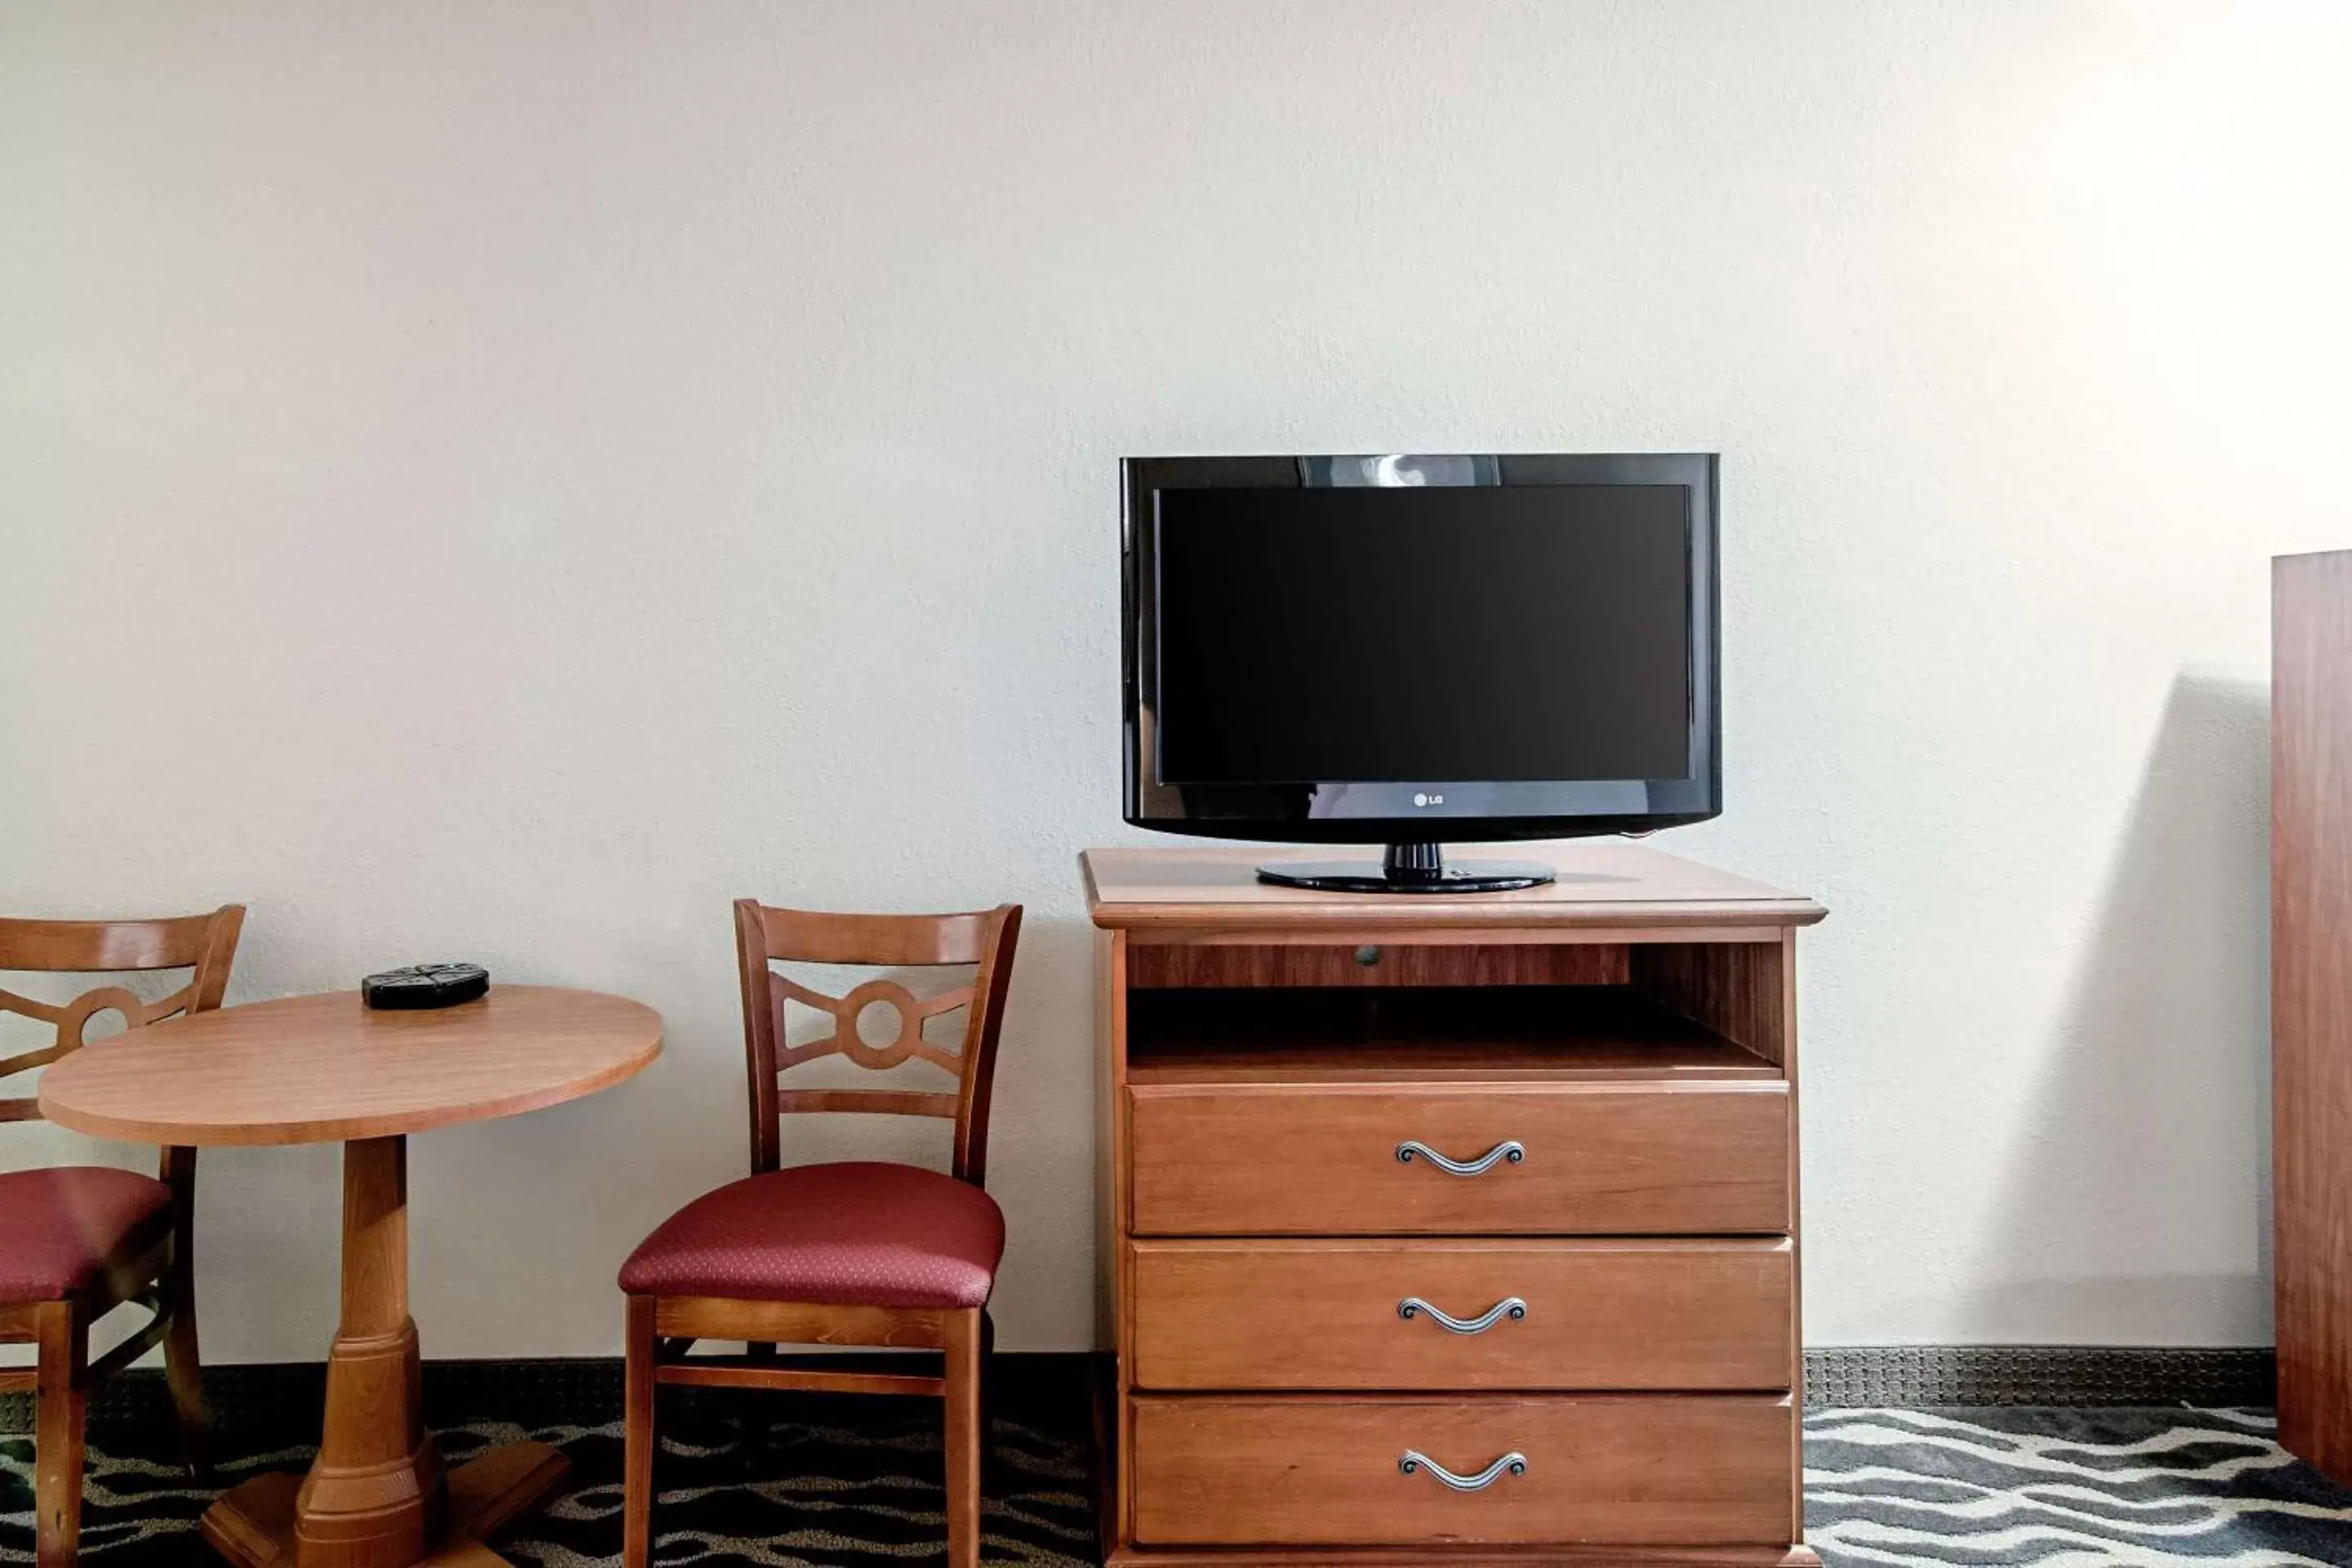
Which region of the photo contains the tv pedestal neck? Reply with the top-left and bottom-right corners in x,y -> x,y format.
1256,840 -> 1557,895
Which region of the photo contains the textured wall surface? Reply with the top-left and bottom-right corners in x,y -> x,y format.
4,2 -> 2349,1359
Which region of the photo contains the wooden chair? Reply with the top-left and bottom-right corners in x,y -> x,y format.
619,898 -> 1022,1568
0,906 -> 244,1568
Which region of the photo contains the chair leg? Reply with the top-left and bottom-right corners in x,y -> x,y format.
34,1298 -> 87,1568
979,1307 -> 1004,1492
623,1295 -> 658,1568
944,1307 -> 984,1568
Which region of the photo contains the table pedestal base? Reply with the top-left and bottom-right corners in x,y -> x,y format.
198,1137 -> 571,1568
200,1443 -> 570,1568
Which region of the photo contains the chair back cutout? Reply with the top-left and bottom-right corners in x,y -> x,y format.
734,899 -> 1021,1186
0,906 -> 246,1125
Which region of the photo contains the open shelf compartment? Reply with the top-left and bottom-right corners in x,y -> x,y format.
1124,939 -> 1790,1085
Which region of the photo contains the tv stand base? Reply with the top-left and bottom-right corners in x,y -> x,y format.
1256,841 -> 1555,894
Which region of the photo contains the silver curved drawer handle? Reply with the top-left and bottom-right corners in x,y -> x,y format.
1399,1296 -> 1527,1334
1396,1138 -> 1525,1176
1399,1450 -> 1528,1492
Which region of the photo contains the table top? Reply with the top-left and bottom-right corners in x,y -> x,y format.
38,984 -> 662,1147
1081,843 -> 1826,931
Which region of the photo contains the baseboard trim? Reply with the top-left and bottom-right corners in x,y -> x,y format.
0,1350 -> 1090,1440
1804,1346 -> 2276,1408
0,1346 -> 2278,1438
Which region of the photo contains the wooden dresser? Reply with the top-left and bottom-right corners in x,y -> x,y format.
2276,549 -> 2352,1481
1085,844 -> 1827,1566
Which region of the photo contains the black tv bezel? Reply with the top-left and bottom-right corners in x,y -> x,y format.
1120,452 -> 1722,844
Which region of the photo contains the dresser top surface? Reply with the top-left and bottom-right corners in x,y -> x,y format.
1081,843 -> 1825,931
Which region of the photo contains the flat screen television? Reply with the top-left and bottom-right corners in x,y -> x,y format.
1122,452 -> 1720,893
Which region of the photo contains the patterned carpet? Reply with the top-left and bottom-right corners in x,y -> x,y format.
0,1391 -> 1102,1568
1806,1406 -> 2352,1566
7,1401 -> 2352,1565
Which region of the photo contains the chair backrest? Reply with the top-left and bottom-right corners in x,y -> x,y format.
734,899 -> 1021,1187
0,906 -> 247,1125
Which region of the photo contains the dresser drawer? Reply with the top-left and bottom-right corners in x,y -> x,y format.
1129,1238 -> 1792,1392
1127,1083 -> 1789,1236
1129,1394 -> 1795,1547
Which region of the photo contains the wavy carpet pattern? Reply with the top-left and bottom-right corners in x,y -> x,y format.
8,1405 -> 2352,1565
0,1405 -> 1100,1568
1806,1407 -> 2352,1566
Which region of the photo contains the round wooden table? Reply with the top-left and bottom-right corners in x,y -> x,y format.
39,984 -> 662,1568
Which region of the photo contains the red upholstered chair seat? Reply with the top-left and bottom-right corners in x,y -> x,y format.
619,1160 -> 1004,1310
0,1166 -> 176,1304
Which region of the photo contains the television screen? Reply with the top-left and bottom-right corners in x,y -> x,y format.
1152,484 -> 1693,785
1121,452 -> 1720,859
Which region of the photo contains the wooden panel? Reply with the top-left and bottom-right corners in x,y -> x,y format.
1099,930 -> 1127,1348
1129,1394 -> 1794,1547
1631,942 -> 1788,1067
653,1298 -> 944,1347
1125,986 -> 1778,1085
1129,945 -> 1628,990
1084,845 -> 1826,933
752,905 -> 998,966
0,909 -> 232,973
1147,926 -> 1802,949
1102,928 -> 1137,1548
1104,1545 -> 1821,1566
772,1088 -> 959,1119
1129,1239 -> 1792,1392
2277,549 -> 2352,1481
1772,929 -> 1806,1531
1129,1083 -> 1790,1236
1127,1038 -> 1776,1085
655,1361 -> 947,1397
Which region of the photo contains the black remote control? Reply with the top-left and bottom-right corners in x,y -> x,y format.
361,963 -> 490,1010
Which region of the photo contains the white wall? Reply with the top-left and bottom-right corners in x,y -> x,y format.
4,1 -> 2348,1360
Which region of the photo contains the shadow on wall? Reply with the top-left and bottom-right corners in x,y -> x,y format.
1965,670 -> 2271,1343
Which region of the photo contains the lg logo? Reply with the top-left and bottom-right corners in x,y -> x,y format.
1412,792 -> 1444,808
